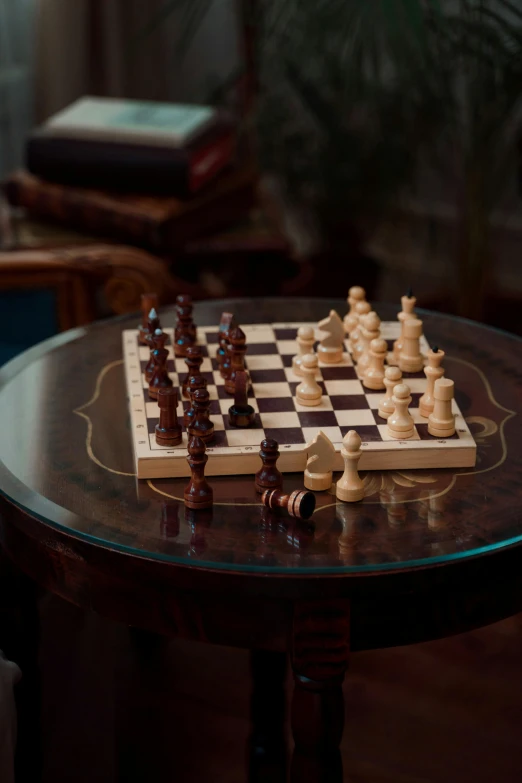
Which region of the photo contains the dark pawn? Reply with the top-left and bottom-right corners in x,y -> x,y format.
255,438 -> 283,493
182,345 -> 203,398
217,312 -> 235,376
138,292 -> 159,344
184,435 -> 213,509
148,345 -> 172,400
183,375 -> 208,428
228,369 -> 255,427
145,328 -> 168,383
261,488 -> 316,521
224,325 -> 247,394
187,388 -> 214,443
174,294 -> 196,357
155,387 -> 182,446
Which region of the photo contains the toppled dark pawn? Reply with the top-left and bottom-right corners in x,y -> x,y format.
184,435 -> 213,510
139,293 -> 159,344
148,344 -> 173,400
224,325 -> 247,395
183,374 -> 208,428
228,369 -> 255,427
182,345 -> 203,398
174,294 -> 196,357
145,328 -> 168,383
187,388 -> 214,443
261,488 -> 316,521
155,387 -> 182,446
254,438 -> 283,494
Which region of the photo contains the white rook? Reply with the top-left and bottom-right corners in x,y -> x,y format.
428,377 -> 456,437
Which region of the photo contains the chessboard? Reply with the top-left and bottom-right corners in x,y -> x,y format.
123,321 -> 477,479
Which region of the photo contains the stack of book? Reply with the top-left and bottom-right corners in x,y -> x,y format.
4,96 -> 257,252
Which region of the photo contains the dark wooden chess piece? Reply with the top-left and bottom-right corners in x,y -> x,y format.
184,435 -> 213,509
187,388 -> 214,443
217,312 -> 236,376
224,325 -> 247,394
183,375 -> 208,428
145,328 -> 168,383
255,439 -> 283,494
182,345 -> 203,398
155,387 -> 182,446
148,344 -> 173,400
228,370 -> 255,427
147,307 -> 161,335
138,292 -> 159,344
261,488 -> 316,521
174,294 -> 196,357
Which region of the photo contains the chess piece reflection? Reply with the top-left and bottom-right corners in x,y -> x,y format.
185,506 -> 213,556
161,504 -> 180,539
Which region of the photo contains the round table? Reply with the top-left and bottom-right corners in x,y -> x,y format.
0,298 -> 521,782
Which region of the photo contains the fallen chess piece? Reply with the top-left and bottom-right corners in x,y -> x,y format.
336,430 -> 365,503
255,438 -> 283,494
261,488 -> 316,521
428,377 -> 456,437
304,431 -> 336,491
184,435 -> 213,509
228,370 -> 255,427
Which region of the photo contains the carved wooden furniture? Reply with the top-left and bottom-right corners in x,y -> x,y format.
0,298 -> 520,782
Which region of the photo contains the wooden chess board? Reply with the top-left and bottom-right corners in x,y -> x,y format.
123,322 -> 477,479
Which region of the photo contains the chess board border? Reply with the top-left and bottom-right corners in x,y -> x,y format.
123,322 -> 477,479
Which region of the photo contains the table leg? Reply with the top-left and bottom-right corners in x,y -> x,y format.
290,600 -> 350,783
249,648 -> 288,783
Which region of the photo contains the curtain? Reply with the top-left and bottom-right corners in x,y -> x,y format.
0,0 -> 36,177
35,0 -> 241,121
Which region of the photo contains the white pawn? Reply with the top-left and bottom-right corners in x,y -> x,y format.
336,430 -> 364,503
378,366 -> 402,419
398,318 -> 424,373
292,326 -> 315,377
428,377 -> 455,437
363,337 -> 387,390
387,383 -> 415,439
355,311 -> 381,372
296,353 -> 322,407
343,286 -> 366,334
349,300 -> 371,347
392,291 -> 416,364
419,347 -> 445,417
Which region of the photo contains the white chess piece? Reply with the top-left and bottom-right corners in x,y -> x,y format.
355,311 -> 381,372
428,377 -> 456,437
387,383 -> 415,439
343,286 -> 366,334
317,310 -> 345,364
398,318 -> 424,373
378,366 -> 402,419
349,301 -> 371,347
392,292 -> 416,364
363,337 -> 387,390
304,431 -> 336,491
292,326 -> 315,377
336,430 -> 365,502
296,354 -> 322,406
419,347 -> 445,417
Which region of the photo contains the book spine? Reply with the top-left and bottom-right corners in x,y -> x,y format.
5,175 -> 158,247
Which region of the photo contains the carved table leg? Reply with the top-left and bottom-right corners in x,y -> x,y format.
249,648 -> 288,783
291,600 -> 350,783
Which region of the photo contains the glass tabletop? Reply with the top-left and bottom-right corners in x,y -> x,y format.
0,298 -> 520,574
